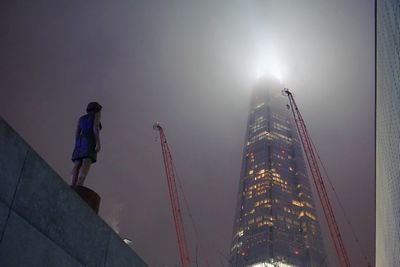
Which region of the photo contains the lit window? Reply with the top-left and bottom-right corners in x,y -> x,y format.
292,200 -> 303,207
238,230 -> 244,237
305,212 -> 316,220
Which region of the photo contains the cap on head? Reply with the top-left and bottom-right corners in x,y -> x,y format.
86,102 -> 102,113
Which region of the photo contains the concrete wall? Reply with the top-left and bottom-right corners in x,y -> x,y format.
376,0 -> 400,266
0,117 -> 149,267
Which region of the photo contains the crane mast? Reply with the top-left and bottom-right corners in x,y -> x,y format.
283,89 -> 351,267
154,123 -> 191,267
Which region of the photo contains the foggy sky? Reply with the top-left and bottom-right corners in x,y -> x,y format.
0,1 -> 374,266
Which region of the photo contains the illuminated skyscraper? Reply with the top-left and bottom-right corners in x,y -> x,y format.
230,78 -> 326,267
376,0 -> 400,266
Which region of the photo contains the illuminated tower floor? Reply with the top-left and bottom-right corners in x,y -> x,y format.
230,78 -> 326,267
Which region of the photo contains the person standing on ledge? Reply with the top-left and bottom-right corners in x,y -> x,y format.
71,102 -> 102,187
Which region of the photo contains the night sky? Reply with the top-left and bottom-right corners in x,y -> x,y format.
0,1 -> 374,266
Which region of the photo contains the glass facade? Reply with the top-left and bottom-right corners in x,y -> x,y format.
230,78 -> 326,267
376,1 -> 400,266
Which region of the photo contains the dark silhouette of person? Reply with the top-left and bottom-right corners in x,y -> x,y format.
71,102 -> 102,187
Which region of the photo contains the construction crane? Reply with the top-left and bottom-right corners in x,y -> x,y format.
153,122 -> 192,267
282,89 -> 351,267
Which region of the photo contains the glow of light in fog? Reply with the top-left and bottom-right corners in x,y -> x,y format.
255,63 -> 283,82
253,44 -> 285,83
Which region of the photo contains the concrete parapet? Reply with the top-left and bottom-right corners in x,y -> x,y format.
0,117 -> 149,267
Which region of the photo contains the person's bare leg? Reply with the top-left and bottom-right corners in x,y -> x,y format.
77,158 -> 92,186
71,160 -> 82,187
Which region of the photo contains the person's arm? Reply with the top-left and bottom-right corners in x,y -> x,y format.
94,113 -> 101,152
75,119 -> 81,140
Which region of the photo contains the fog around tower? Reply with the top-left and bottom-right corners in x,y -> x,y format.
0,1 -> 374,266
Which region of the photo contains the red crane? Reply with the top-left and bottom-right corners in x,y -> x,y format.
153,122 -> 191,267
283,89 -> 351,267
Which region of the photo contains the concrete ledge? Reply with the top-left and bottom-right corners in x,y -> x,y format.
0,211 -> 84,267
0,117 -> 149,267
0,118 -> 28,206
